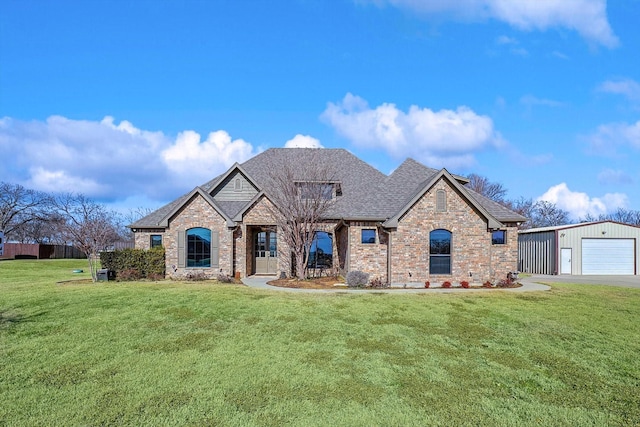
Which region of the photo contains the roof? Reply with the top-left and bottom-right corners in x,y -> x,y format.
131,148 -> 526,229
519,220 -> 640,234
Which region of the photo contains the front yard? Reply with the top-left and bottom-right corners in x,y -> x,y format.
1,259 -> 639,426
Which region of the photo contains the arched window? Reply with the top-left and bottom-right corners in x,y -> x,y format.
187,227 -> 211,267
308,231 -> 333,268
430,229 -> 451,275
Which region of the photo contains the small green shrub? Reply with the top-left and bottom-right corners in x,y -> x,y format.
346,271 -> 369,288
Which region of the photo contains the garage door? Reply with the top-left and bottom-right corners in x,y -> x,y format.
582,239 -> 635,275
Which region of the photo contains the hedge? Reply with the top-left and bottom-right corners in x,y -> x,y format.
100,247 -> 165,280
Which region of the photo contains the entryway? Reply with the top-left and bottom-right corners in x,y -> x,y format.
254,230 -> 277,274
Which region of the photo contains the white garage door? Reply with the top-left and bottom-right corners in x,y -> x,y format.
582,239 -> 635,275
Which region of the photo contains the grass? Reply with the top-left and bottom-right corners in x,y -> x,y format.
1,259 -> 639,426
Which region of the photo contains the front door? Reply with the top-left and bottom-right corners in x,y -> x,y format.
560,248 -> 572,274
255,231 -> 277,274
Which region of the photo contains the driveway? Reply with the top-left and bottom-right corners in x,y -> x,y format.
527,274 -> 640,289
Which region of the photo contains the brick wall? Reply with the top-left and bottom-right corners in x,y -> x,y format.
389,178 -> 517,284
163,194 -> 232,278
347,222 -> 388,282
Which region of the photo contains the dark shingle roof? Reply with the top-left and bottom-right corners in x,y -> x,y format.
130,148 -> 526,228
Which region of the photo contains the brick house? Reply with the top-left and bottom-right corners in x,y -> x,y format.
130,148 -> 526,285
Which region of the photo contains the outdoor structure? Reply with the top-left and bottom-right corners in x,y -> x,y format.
518,221 -> 640,275
130,148 -> 526,284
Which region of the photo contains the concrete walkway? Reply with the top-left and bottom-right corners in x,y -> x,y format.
241,275 -> 552,293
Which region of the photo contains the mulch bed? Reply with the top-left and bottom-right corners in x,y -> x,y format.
267,276 -> 344,289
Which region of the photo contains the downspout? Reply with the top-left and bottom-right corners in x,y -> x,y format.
554,229 -> 559,275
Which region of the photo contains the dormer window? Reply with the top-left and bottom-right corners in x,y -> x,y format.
297,182 -> 335,200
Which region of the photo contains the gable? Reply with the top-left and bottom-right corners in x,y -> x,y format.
211,170 -> 259,202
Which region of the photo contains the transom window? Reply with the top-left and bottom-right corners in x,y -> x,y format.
430,229 -> 451,275
492,230 -> 506,245
187,227 -> 211,267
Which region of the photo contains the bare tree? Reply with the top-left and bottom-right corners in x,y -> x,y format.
53,193 -> 121,281
466,174 -> 508,203
0,182 -> 51,240
264,154 -> 337,280
529,200 -> 570,228
581,208 -> 640,226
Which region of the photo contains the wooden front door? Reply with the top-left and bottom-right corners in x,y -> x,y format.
255,231 -> 277,274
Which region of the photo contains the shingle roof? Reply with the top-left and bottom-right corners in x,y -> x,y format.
130,148 -> 526,228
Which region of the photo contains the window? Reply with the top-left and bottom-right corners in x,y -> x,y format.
298,182 -> 333,200
187,227 -> 211,267
361,229 -> 376,244
436,189 -> 446,212
150,234 -> 162,248
492,230 -> 506,245
308,231 -> 333,269
234,178 -> 242,191
430,229 -> 451,275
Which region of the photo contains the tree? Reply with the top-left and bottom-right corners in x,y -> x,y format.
528,200 -> 570,228
53,193 -> 121,281
466,173 -> 508,203
0,182 -> 51,240
264,153 -> 337,280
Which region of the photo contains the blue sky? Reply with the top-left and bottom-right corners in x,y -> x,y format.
1,0 -> 639,220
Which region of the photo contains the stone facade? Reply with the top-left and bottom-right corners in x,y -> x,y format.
163,194 -> 233,279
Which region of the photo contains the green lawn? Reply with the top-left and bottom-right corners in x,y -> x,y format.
1,259 -> 639,426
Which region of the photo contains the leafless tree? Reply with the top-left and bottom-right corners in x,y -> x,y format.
581,208 -> 640,226
0,182 -> 51,240
529,200 -> 570,228
264,153 -> 337,280
53,193 -> 121,281
466,174 -> 508,203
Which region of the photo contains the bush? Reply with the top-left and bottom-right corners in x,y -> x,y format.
100,247 -> 165,280
185,271 -> 207,281
117,268 -> 143,281
482,281 -> 493,288
217,272 -> 234,283
368,277 -> 388,288
424,281 -> 430,288
346,271 -> 369,288
460,281 -> 470,289
441,281 -> 452,288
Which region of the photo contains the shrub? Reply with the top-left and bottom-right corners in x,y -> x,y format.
117,268 -> 143,281
460,280 -> 470,289
100,247 -> 165,280
185,271 -> 207,281
217,272 -> 234,283
482,281 -> 493,288
441,281 -> 452,288
346,271 -> 369,288
369,277 -> 388,288
424,281 -> 430,288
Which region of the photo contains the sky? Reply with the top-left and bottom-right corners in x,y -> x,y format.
1,0 -> 639,221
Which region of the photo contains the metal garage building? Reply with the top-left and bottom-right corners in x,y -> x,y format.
518,221 -> 640,275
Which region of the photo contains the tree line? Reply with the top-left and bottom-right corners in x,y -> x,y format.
465,174 -> 640,229
0,182 -> 147,281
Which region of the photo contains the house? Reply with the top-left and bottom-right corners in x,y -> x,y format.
130,148 -> 526,284
518,221 -> 640,275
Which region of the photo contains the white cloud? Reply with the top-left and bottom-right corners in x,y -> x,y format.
371,0 -> 618,47
597,168 -> 634,185
587,120 -> 640,155
321,93 -> 503,169
597,78 -> 640,103
284,134 -> 324,148
538,182 -> 628,220
0,116 -> 259,204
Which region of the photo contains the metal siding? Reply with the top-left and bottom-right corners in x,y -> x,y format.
518,231 -> 556,274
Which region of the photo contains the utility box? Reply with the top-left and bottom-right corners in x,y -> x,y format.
97,269 -> 116,281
